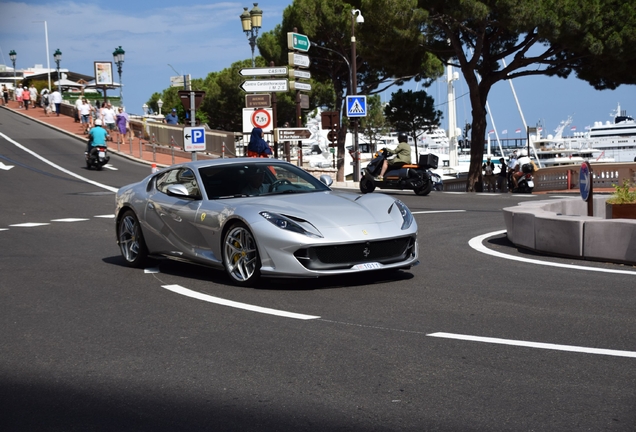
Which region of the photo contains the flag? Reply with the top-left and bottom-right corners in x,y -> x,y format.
538,127 -> 543,132
515,128 -> 521,133
488,129 -> 494,134
501,129 -> 508,134
585,125 -> 591,130
571,126 -> 577,131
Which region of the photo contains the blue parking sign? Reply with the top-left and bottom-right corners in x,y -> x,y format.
346,96 -> 367,117
184,127 -> 206,152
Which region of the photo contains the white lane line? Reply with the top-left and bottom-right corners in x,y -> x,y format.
94,214 -> 115,218
428,332 -> 636,358
161,284 -> 321,320
0,131 -> 119,193
103,164 -> 118,171
412,210 -> 466,214
0,228 -> 8,231
469,230 -> 636,276
51,218 -> 90,222
9,222 -> 50,227
144,267 -> 160,274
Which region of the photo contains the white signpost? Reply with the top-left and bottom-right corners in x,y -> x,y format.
288,53 -> 310,68
289,81 -> 312,91
239,79 -> 289,93
239,67 -> 288,77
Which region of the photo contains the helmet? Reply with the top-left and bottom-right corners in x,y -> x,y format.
519,149 -> 527,157
397,132 -> 408,143
94,119 -> 102,126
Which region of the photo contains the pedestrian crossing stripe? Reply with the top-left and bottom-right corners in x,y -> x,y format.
346,95 -> 367,117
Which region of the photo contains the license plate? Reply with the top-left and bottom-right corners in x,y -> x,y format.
353,262 -> 382,270
527,180 -> 534,187
98,151 -> 106,157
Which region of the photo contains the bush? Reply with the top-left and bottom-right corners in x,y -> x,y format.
607,180 -> 636,204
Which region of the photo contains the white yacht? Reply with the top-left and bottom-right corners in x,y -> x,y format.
587,103 -> 636,162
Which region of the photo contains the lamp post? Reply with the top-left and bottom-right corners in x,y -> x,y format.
157,98 -> 163,116
240,3 -> 263,67
9,50 -> 16,98
113,46 -> 125,106
142,103 -> 148,116
351,8 -> 364,182
53,49 -> 62,94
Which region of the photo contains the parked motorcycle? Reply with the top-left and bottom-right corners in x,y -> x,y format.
360,148 -> 440,195
85,145 -> 110,170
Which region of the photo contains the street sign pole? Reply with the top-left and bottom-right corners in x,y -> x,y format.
190,91 -> 196,161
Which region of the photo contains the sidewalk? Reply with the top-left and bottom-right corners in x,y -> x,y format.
1,100 -> 192,169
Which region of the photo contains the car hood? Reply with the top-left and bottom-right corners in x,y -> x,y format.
236,191 -> 397,228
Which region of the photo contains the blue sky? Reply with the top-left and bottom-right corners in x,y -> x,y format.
1,0 -> 635,138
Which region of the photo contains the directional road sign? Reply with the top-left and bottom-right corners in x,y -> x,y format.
289,81 -> 312,92
288,52 -> 310,68
346,95 -> 367,117
275,128 -> 313,142
287,32 -> 311,52
239,79 -> 288,93
245,94 -> 271,108
289,70 -> 311,80
239,67 -> 288,77
183,127 -> 206,152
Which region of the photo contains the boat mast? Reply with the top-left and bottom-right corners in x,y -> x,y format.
447,64 -> 459,167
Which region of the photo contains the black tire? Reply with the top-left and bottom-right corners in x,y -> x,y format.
415,180 -> 432,196
359,178 -> 376,194
86,160 -> 91,169
117,210 -> 149,268
223,222 -> 261,287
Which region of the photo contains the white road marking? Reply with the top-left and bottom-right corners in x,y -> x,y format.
103,164 -> 118,171
144,267 -> 160,274
94,214 -> 115,218
428,332 -> 636,358
0,228 -> 8,231
51,218 -> 90,222
469,230 -> 636,275
0,161 -> 15,170
161,284 -> 321,320
412,210 -> 466,214
9,222 -> 50,227
0,131 -> 119,193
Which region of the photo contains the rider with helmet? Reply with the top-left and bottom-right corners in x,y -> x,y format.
87,119 -> 109,154
512,149 -> 532,189
377,132 -> 412,180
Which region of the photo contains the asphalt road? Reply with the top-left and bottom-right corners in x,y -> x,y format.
1,108 -> 635,431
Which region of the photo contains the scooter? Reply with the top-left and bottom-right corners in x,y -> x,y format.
360,148 -> 440,196
85,145 -> 110,170
511,163 -> 534,193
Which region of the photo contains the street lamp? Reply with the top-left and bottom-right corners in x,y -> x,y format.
142,103 -> 148,116
9,50 -> 16,97
53,48 -> 62,94
113,46 -> 125,106
157,98 -> 163,116
240,3 -> 263,67
351,8 -> 364,182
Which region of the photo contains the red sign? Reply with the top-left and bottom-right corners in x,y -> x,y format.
251,109 -> 271,129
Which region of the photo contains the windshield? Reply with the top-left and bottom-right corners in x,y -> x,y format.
199,162 -> 331,199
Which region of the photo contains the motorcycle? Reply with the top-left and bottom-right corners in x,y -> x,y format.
85,145 -> 110,170
511,163 -> 534,193
360,148 -> 440,196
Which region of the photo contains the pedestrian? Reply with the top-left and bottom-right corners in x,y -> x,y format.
15,85 -> 23,108
2,85 -> 8,105
247,127 -> 272,158
29,85 -> 38,108
101,102 -> 117,138
163,108 -> 179,125
115,106 -> 130,146
497,157 -> 508,192
41,89 -> 50,116
507,150 -> 518,191
50,89 -> 62,116
79,99 -> 92,133
482,155 -> 496,192
21,86 -> 31,110
74,96 -> 84,123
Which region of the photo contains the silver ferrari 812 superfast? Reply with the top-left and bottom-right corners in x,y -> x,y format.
115,158 -> 418,286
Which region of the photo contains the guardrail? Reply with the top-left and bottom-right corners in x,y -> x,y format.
533,163 -> 636,192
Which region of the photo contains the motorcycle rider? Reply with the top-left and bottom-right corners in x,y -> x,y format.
87,119 -> 109,154
377,132 -> 412,180
511,149 -> 532,190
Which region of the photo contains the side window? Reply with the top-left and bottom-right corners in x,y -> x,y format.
156,168 -> 201,198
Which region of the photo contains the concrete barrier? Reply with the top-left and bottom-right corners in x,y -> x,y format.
503,196 -> 636,264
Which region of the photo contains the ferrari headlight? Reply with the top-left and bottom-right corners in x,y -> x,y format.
393,200 -> 414,230
260,212 -> 323,238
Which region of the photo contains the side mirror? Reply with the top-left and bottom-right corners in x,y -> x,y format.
166,184 -> 190,198
319,175 -> 333,187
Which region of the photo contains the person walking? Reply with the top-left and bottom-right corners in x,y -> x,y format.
29,85 -> 38,108
2,85 -> 8,105
79,99 -> 93,133
41,89 -> 50,116
50,89 -> 62,116
21,86 -> 30,110
15,85 -> 23,109
497,157 -> 508,192
115,106 -> 130,147
482,155 -> 496,192
100,102 -> 117,139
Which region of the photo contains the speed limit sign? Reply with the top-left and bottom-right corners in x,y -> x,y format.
243,108 -> 273,133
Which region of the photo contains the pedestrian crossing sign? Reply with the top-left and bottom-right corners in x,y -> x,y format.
346,96 -> 367,117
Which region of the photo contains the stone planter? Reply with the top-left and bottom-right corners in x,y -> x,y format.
605,202 -> 636,219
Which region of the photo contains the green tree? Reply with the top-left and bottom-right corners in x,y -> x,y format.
383,89 -> 442,145
362,0 -> 636,190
